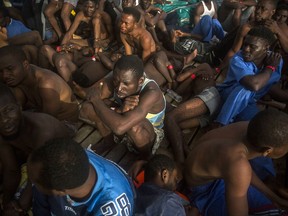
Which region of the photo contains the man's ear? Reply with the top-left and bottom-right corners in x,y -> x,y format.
263,147 -> 273,157
271,9 -> 276,17
161,169 -> 169,184
22,60 -> 30,70
138,76 -> 145,87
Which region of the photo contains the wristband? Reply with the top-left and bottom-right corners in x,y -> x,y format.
56,46 -> 62,52
215,67 -> 221,74
167,65 -> 174,70
91,56 -> 96,61
191,73 -> 196,80
265,65 -> 276,72
157,10 -> 161,14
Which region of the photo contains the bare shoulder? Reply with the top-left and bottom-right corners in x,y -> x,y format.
141,79 -> 162,96
198,121 -> 249,142
23,112 -> 69,145
33,65 -> 69,90
141,29 -> 153,41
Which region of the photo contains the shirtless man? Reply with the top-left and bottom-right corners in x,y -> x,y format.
165,63 -> 221,163
0,45 -> 79,126
61,0 -> 114,53
0,83 -> 70,215
119,7 -> 177,88
184,109 -> 288,216
120,6 -> 156,62
80,55 -> 165,159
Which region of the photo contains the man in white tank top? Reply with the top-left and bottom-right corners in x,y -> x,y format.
194,0 -> 217,26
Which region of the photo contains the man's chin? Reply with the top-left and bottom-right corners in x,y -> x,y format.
2,130 -> 20,140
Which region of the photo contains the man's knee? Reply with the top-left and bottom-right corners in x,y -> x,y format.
61,3 -> 73,18
44,5 -> 57,17
92,13 -> 102,27
200,15 -> 213,25
54,55 -> 68,68
127,122 -> 155,144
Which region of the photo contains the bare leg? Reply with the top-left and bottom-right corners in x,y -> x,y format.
147,26 -> 160,44
61,2 -> 74,31
153,51 -> 176,88
44,0 -> 63,39
126,119 -> 156,160
53,53 -> 77,83
183,49 -> 198,66
144,63 -> 167,87
21,45 -> 39,64
38,45 -> 58,69
165,98 -> 208,162
93,14 -> 102,53
79,101 -> 112,136
8,31 -> 43,47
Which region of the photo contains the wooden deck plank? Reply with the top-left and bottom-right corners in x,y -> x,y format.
118,151 -> 140,172
80,130 -> 103,149
74,124 -> 95,144
104,143 -> 128,163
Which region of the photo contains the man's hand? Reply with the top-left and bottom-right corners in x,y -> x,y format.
175,30 -> 186,38
264,52 -> 282,68
128,160 -> 147,182
121,95 -> 140,113
264,19 -> 280,35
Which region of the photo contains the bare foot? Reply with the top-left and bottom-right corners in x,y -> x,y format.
183,49 -> 198,66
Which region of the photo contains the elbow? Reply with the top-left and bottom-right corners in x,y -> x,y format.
245,83 -> 261,92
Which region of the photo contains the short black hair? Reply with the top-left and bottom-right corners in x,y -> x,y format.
259,0 -> 278,9
247,109 -> 288,150
277,4 -> 288,12
0,83 -> 16,103
0,45 -> 27,62
0,7 -> 9,17
28,138 -> 90,190
247,26 -> 276,46
83,0 -> 98,5
122,7 -> 141,23
113,55 -> 144,80
144,154 -> 176,182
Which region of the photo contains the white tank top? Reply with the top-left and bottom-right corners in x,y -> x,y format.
200,1 -> 215,19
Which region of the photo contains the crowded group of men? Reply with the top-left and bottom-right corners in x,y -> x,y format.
0,0 -> 288,215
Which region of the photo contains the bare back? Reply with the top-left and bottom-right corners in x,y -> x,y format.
184,121 -> 250,186
16,65 -> 79,122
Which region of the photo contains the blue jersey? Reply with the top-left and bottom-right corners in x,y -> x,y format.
6,19 -> 31,38
215,51 -> 282,125
33,150 -> 135,216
